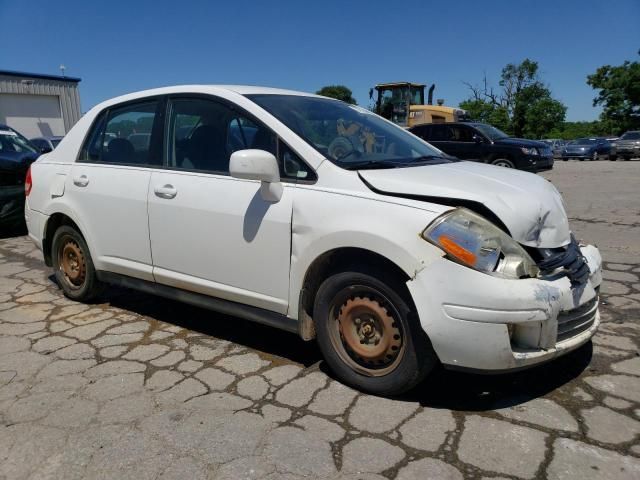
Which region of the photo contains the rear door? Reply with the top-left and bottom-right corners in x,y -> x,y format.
446,125 -> 482,160
66,98 -> 164,281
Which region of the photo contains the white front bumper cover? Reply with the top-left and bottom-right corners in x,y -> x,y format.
407,244 -> 602,372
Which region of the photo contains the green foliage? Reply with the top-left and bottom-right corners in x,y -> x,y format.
523,96 -> 567,139
458,99 -> 510,132
461,59 -> 566,139
547,121 -> 613,140
316,85 -> 357,104
587,51 -> 640,134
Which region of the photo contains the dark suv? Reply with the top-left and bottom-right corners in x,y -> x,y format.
409,122 -> 553,172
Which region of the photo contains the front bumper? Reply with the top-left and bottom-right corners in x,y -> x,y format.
521,155 -> 554,172
617,146 -> 640,157
407,244 -> 602,371
562,152 -> 593,160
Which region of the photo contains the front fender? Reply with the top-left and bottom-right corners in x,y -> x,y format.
288,186 -> 446,317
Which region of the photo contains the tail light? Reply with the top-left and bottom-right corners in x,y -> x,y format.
25,166 -> 32,196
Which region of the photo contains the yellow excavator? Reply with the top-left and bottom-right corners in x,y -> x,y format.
370,82 -> 469,128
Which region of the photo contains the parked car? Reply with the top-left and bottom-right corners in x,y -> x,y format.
0,125 -> 39,231
29,136 -> 64,153
561,138 -> 616,161
542,139 -> 568,159
614,131 -> 640,160
25,86 -> 602,395
409,122 -> 554,172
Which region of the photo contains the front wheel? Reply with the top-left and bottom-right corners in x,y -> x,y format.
491,158 -> 515,168
314,270 -> 437,395
52,225 -> 104,302
609,155 -> 617,161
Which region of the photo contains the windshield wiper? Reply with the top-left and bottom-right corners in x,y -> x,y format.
340,160 -> 402,170
340,155 -> 450,170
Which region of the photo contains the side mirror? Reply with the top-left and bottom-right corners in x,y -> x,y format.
472,134 -> 484,144
40,146 -> 53,154
230,149 -> 282,202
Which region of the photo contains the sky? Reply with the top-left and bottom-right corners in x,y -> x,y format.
1,0 -> 638,121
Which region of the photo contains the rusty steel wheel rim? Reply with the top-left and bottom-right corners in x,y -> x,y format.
58,236 -> 86,288
329,288 -> 405,377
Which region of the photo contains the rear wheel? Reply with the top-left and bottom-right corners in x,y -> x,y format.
314,270 -> 437,395
609,155 -> 617,161
52,225 -> 103,302
491,158 -> 515,168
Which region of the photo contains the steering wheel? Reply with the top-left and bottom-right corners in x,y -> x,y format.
328,136 -> 357,161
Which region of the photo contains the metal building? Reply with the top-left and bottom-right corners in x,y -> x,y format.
0,69 -> 82,138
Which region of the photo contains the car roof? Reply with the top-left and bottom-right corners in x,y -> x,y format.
90,85 -> 324,113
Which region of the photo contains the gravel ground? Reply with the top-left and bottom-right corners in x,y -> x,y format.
0,161 -> 639,479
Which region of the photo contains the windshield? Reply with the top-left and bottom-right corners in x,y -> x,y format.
620,131 -> 640,140
247,94 -> 448,169
473,123 -> 509,141
0,128 -> 38,154
570,138 -> 597,145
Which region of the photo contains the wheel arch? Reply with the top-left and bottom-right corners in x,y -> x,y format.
297,247 -> 413,341
42,212 -> 86,267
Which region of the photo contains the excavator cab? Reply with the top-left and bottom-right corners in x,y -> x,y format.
371,82 -> 468,128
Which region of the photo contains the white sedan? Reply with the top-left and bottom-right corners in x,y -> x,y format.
24,85 -> 602,395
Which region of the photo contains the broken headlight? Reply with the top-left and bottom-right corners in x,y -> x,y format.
422,208 -> 539,279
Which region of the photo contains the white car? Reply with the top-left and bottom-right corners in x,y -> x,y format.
24,86 -> 602,395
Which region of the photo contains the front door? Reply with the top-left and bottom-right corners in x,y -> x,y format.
147,96 -> 294,314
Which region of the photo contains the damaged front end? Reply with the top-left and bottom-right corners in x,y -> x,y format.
407,209 -> 602,372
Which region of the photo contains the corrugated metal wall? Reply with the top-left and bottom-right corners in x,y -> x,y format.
0,74 -> 81,133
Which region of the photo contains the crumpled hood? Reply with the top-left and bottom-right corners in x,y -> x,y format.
359,161 -> 571,248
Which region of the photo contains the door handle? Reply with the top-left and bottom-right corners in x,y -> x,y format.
73,175 -> 89,187
154,184 -> 177,199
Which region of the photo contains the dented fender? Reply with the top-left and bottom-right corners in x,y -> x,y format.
287,183 -> 449,318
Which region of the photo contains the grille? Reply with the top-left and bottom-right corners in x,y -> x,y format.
536,236 -> 590,286
557,295 -> 598,342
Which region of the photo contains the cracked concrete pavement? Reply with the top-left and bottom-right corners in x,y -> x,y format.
1,161 -> 639,479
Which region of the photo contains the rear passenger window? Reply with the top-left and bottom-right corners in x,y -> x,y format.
429,124 -> 450,141
411,125 -> 430,140
78,100 -> 161,165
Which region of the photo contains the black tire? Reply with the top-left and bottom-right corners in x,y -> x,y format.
491,158 -> 515,168
623,156 -> 631,161
562,158 -> 568,161
609,155 -> 617,161
51,225 -> 104,302
314,270 -> 437,395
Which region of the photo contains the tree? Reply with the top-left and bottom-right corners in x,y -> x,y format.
546,121 -> 609,140
461,59 -> 566,138
587,51 -> 640,133
316,85 -> 357,104
459,99 -> 510,132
